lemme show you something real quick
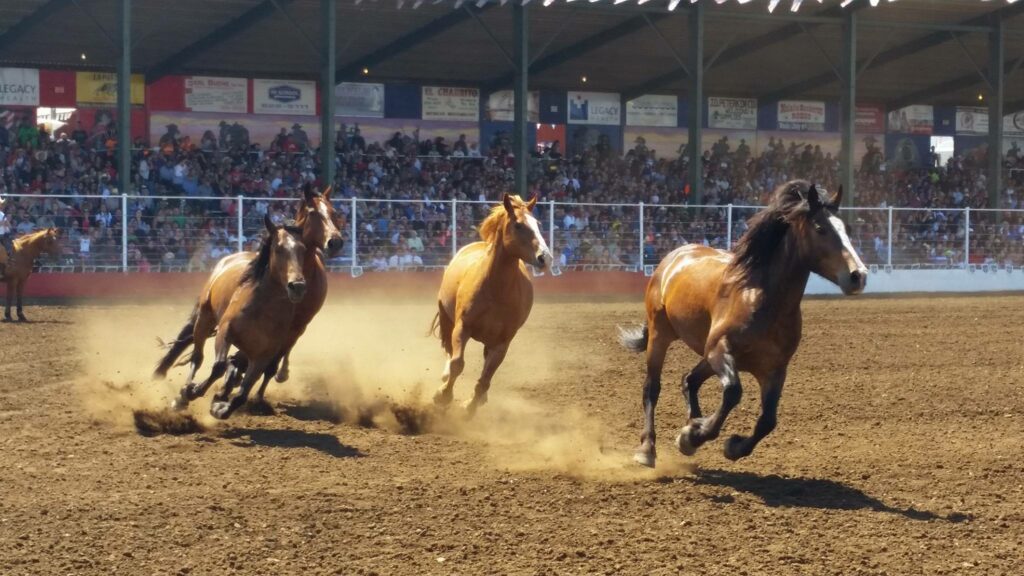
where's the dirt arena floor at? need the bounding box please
[1,291,1022,575]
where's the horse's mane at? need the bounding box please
[478,195,526,244]
[14,228,53,248]
[726,180,814,284]
[240,232,275,285]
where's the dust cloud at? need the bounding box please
[76,293,689,481]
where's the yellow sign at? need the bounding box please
[76,72,145,105]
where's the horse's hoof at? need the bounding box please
[432,390,453,407]
[274,368,289,383]
[170,397,189,411]
[675,426,699,456]
[633,450,656,468]
[210,401,232,420]
[723,435,747,461]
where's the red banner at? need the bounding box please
[856,105,885,133]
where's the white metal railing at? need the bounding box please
[2,193,1022,275]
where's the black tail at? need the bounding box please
[617,323,649,353]
[153,305,198,379]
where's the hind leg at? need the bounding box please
[171,310,216,410]
[724,369,785,461]
[188,331,231,400]
[433,320,467,406]
[635,325,672,467]
[676,340,742,455]
[4,283,12,322]
[214,353,248,402]
[463,342,509,419]
[210,358,270,420]
[673,359,715,456]
[15,279,26,322]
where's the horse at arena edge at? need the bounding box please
[1,228,62,323]
[620,180,868,467]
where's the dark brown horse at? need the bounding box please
[1,228,61,322]
[155,185,342,406]
[432,194,552,417]
[620,180,867,467]
[156,216,307,419]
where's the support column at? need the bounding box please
[840,8,857,208]
[687,2,704,205]
[988,14,1004,209]
[321,0,337,190]
[118,0,131,198]
[513,3,529,197]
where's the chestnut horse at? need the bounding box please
[156,216,307,419]
[1,228,61,322]
[154,185,342,405]
[432,194,552,417]
[620,181,867,467]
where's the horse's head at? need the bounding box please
[264,215,307,303]
[296,183,344,258]
[42,227,62,258]
[793,184,868,295]
[498,193,552,270]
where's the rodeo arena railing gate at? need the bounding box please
[5,194,1024,276]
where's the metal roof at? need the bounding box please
[0,0,1022,109]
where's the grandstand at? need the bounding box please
[0,0,1023,281]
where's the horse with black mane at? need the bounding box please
[1,227,62,322]
[621,180,867,467]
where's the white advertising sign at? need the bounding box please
[1003,112,1024,136]
[887,105,934,134]
[253,79,316,115]
[485,90,539,122]
[568,91,621,125]
[626,94,678,127]
[778,100,826,131]
[184,76,248,114]
[0,68,40,106]
[422,86,480,121]
[708,97,757,130]
[335,82,384,118]
[955,107,988,135]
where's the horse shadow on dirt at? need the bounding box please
[691,469,968,523]
[220,427,363,459]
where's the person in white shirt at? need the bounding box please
[0,195,13,276]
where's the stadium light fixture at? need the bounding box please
[543,0,556,6]
[768,0,782,12]
[412,0,423,7]
[476,0,488,7]
[614,0,630,4]
[668,0,682,11]
[80,53,87,60]
[454,0,466,8]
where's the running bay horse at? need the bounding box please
[432,194,552,417]
[620,180,867,467]
[154,185,342,405]
[156,216,307,419]
[1,228,62,322]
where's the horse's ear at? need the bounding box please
[828,185,843,210]
[322,185,332,201]
[502,193,515,216]
[303,182,317,205]
[264,214,276,234]
[806,184,823,211]
[526,194,538,211]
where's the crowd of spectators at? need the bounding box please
[1,114,1022,272]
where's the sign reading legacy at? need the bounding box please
[253,79,316,115]
[185,76,247,114]
[777,100,826,131]
[335,82,385,118]
[626,94,678,127]
[422,86,480,121]
[76,72,145,105]
[708,97,757,130]
[567,91,621,125]
[0,68,39,106]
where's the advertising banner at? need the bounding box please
[184,76,248,114]
[777,100,826,131]
[626,94,678,127]
[708,97,757,130]
[956,106,988,135]
[887,104,933,134]
[335,82,385,118]
[567,91,621,125]
[1003,111,1024,136]
[422,86,480,121]
[0,68,39,106]
[253,79,316,115]
[856,105,885,133]
[76,72,145,105]
[485,90,539,122]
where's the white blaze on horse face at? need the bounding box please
[526,213,551,266]
[318,202,340,250]
[829,215,866,271]
[828,215,868,293]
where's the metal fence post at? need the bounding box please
[726,203,733,250]
[638,201,645,268]
[451,198,458,260]
[964,207,971,267]
[887,206,893,267]
[350,197,358,267]
[548,199,555,256]
[121,194,128,273]
[236,195,244,253]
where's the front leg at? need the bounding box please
[16,279,26,322]
[724,369,785,461]
[434,320,468,406]
[463,342,509,419]
[676,341,742,455]
[4,283,12,322]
